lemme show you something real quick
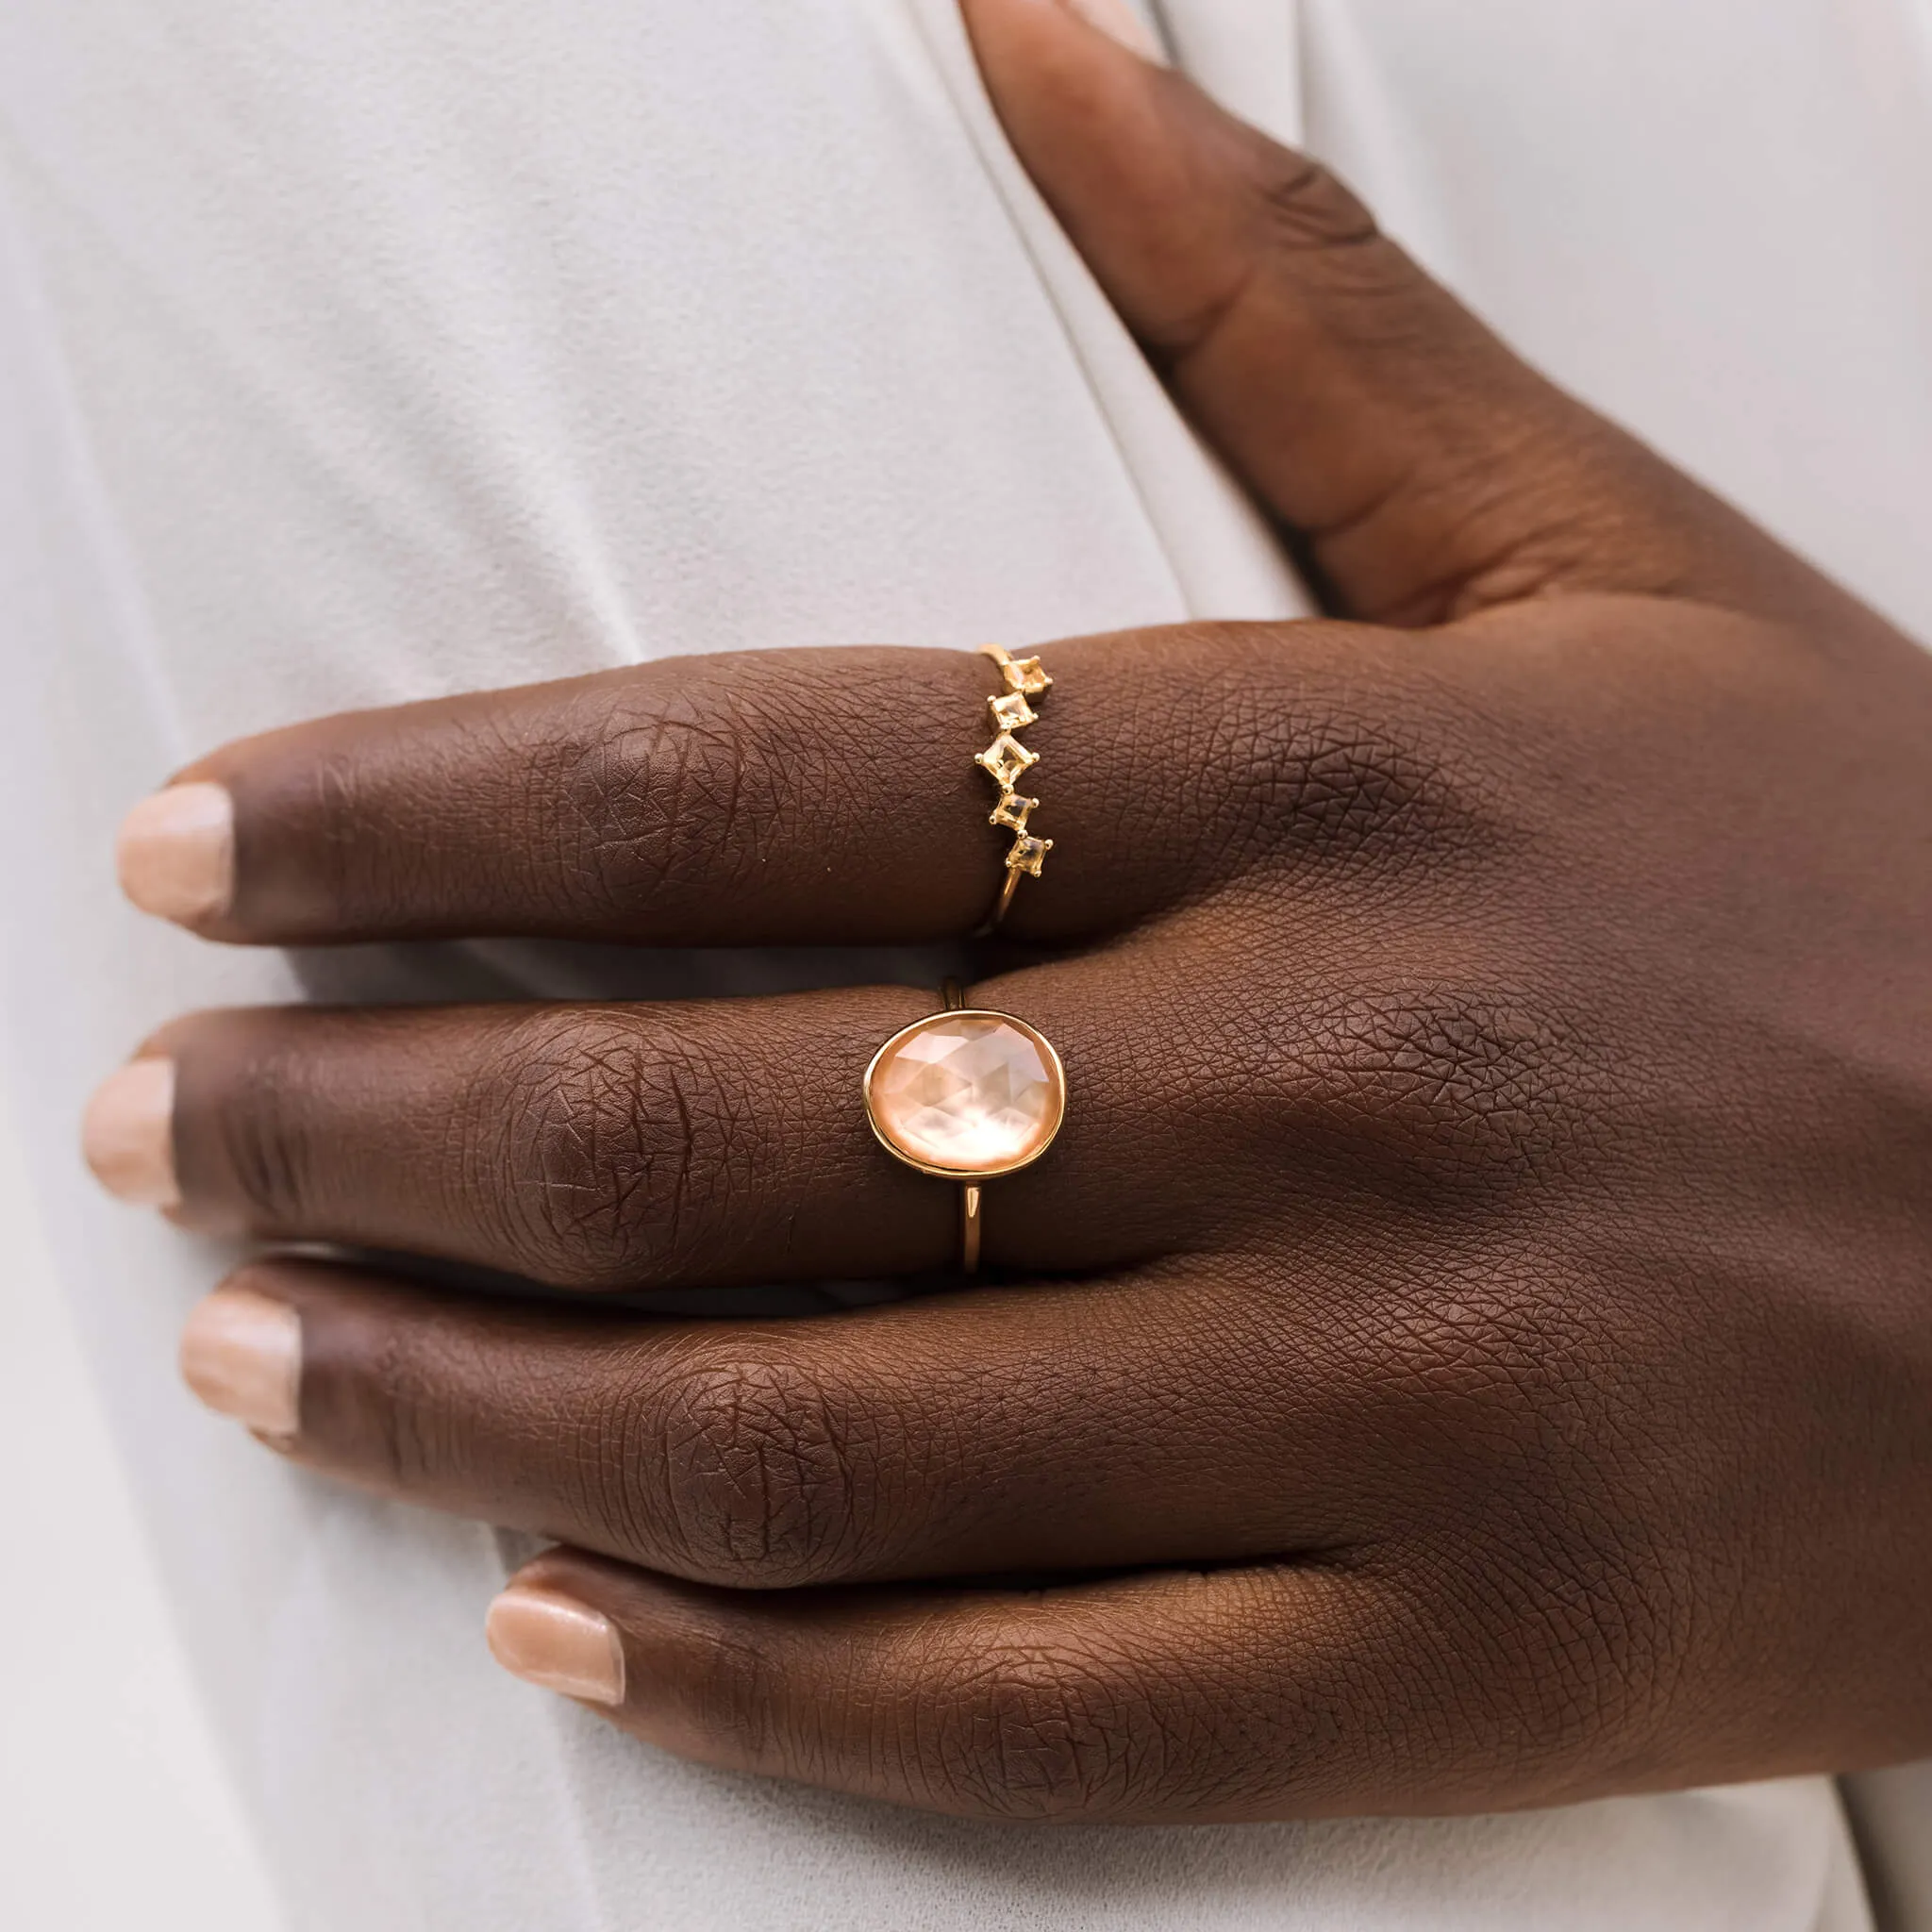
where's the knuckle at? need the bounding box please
[1521,1527,1682,1753]
[1269,710,1448,866]
[1375,1257,1605,1461]
[540,680,802,919]
[1379,1279,1686,1736]
[1409,1502,1681,1771]
[295,748,370,919]
[1241,146,1465,358]
[1151,139,1395,364]
[291,1281,451,1493]
[1248,148,1380,257]
[1293,981,1590,1197]
[647,1344,874,1588]
[676,1623,794,1767]
[1208,670,1480,881]
[1115,628,1515,888]
[209,1053,318,1225]
[358,1323,444,1493]
[919,1641,1159,1822]
[487,1012,744,1291]
[1337,988,1560,1158]
[1359,1293,1689,1771]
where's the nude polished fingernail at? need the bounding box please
[81,1057,179,1208]
[116,782,235,925]
[1055,0,1168,62]
[179,1289,301,1437]
[486,1587,626,1707]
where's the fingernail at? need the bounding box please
[81,1057,179,1208]
[179,1288,301,1437]
[1056,0,1167,62]
[116,782,235,926]
[486,1586,626,1707]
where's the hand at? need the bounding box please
[84,0,1932,1823]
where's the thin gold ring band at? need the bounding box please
[942,979,985,1273]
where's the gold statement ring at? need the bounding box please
[862,980,1067,1274]
[974,643,1054,929]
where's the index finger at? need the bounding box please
[116,642,1126,946]
[114,626,1404,949]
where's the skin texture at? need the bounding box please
[92,0,1932,1823]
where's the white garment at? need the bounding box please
[2,0,1927,1925]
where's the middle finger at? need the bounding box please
[122,981,1174,1290]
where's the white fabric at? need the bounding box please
[2,0,1927,1925]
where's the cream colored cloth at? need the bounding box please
[2,1,1928,1925]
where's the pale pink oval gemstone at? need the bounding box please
[869,1013,1060,1176]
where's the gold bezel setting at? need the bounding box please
[861,1008,1068,1182]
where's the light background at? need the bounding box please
[0,1102,283,1932]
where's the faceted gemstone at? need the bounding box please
[975,732,1040,789]
[867,1013,1063,1176]
[1000,656,1054,698]
[1008,834,1052,876]
[989,691,1039,731]
[989,791,1037,832]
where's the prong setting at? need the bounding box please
[975,645,1057,922]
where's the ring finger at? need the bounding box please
[185,1257,1387,1591]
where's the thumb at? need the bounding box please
[962,0,1848,632]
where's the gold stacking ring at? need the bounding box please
[974,643,1054,929]
[862,980,1067,1274]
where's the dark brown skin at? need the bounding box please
[99,0,1932,1823]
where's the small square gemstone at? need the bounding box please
[1001,656,1053,698]
[1007,834,1052,876]
[989,691,1039,731]
[990,792,1037,831]
[975,733,1040,789]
